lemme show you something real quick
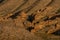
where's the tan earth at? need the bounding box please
[0,0,60,40]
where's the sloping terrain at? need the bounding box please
[0,0,60,40]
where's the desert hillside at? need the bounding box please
[0,0,60,40]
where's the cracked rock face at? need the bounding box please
[0,0,60,40]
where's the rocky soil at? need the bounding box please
[0,0,60,40]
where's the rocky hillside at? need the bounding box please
[0,0,60,40]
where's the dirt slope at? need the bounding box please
[0,0,60,40]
